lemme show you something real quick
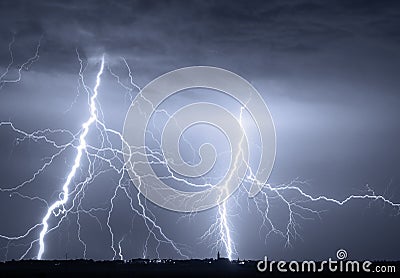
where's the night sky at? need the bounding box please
[0,0,400,261]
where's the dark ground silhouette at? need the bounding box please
[0,258,398,277]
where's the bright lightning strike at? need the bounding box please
[37,55,105,260]
[219,201,233,260]
[0,36,399,262]
[0,38,189,260]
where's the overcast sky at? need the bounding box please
[0,0,400,261]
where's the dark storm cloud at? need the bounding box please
[1,0,399,74]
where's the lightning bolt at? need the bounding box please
[37,55,105,260]
[0,34,42,90]
[218,201,233,260]
[0,37,189,260]
[0,36,399,262]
